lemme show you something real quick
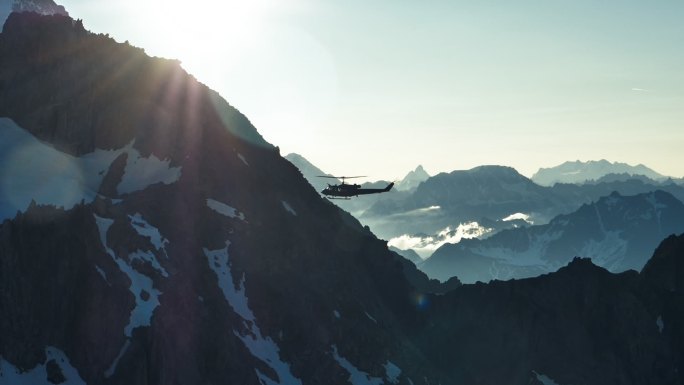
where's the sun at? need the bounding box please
[126,0,277,80]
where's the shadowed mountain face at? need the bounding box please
[420,247,684,385]
[1,11,683,385]
[0,12,446,385]
[532,159,667,186]
[422,190,684,283]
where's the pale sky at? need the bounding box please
[55,0,684,180]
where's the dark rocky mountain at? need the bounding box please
[532,159,666,186]
[388,246,422,266]
[394,165,429,192]
[422,190,684,283]
[1,10,683,385]
[420,243,684,385]
[0,12,449,384]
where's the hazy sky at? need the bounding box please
[56,0,684,179]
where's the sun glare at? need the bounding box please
[129,0,277,78]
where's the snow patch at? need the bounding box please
[128,213,169,256]
[533,371,560,385]
[0,118,123,221]
[117,143,181,194]
[384,361,401,384]
[95,265,109,285]
[95,215,162,337]
[332,345,383,385]
[204,242,255,322]
[502,212,533,224]
[0,347,86,385]
[281,201,297,216]
[578,230,628,271]
[104,339,131,378]
[238,153,249,166]
[333,310,341,319]
[657,315,664,333]
[475,230,564,267]
[206,199,246,221]
[128,250,169,277]
[364,311,377,324]
[0,119,183,221]
[204,242,301,385]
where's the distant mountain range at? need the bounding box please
[532,159,667,186]
[365,165,684,241]
[421,190,684,283]
[286,157,684,262]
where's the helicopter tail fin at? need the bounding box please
[384,182,395,192]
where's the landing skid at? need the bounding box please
[325,196,352,200]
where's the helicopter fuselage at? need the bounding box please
[321,182,394,198]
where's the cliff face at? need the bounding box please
[0,11,682,385]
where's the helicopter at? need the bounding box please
[318,176,394,199]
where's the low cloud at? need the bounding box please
[388,222,492,259]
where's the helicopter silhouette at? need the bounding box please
[318,176,394,199]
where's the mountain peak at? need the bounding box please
[395,164,430,192]
[1,0,68,28]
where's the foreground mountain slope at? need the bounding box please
[0,11,683,385]
[0,12,446,384]
[419,250,682,385]
[423,190,684,283]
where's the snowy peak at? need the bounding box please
[1,0,68,28]
[532,159,667,186]
[395,165,430,192]
[12,0,67,16]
